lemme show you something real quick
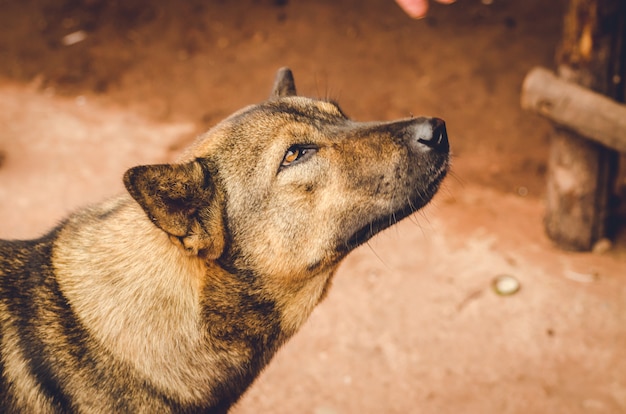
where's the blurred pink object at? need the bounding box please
[395,0,456,19]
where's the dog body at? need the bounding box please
[0,68,449,413]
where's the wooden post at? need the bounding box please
[544,0,624,251]
[521,67,626,153]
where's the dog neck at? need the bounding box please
[52,194,333,405]
[53,196,234,403]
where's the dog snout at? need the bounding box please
[415,118,449,153]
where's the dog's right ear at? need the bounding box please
[271,67,297,98]
[123,160,225,259]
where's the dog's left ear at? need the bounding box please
[271,67,297,98]
[123,160,225,259]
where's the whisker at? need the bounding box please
[366,240,391,269]
[447,170,465,188]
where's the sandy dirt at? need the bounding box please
[0,0,625,412]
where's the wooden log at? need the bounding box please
[542,0,623,251]
[522,66,626,154]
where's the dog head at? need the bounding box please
[124,68,449,283]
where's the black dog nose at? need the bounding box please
[417,118,449,153]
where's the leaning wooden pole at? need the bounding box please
[522,67,626,153]
[544,0,624,251]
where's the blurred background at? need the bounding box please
[0,0,625,413]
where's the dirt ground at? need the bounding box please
[1,0,625,412]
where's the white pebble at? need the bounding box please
[492,275,520,296]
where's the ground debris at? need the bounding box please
[492,274,521,296]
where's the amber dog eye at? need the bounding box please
[281,145,318,169]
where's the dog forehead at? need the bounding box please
[269,96,345,118]
[186,97,347,158]
[226,97,346,131]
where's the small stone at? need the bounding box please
[564,270,597,283]
[592,238,612,254]
[62,30,87,46]
[492,274,520,296]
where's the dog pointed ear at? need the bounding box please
[123,160,225,259]
[271,67,297,98]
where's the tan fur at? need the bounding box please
[0,68,449,412]
[54,198,217,401]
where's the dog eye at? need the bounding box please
[281,145,318,168]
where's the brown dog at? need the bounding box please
[0,68,449,413]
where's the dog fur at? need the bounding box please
[0,68,449,413]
